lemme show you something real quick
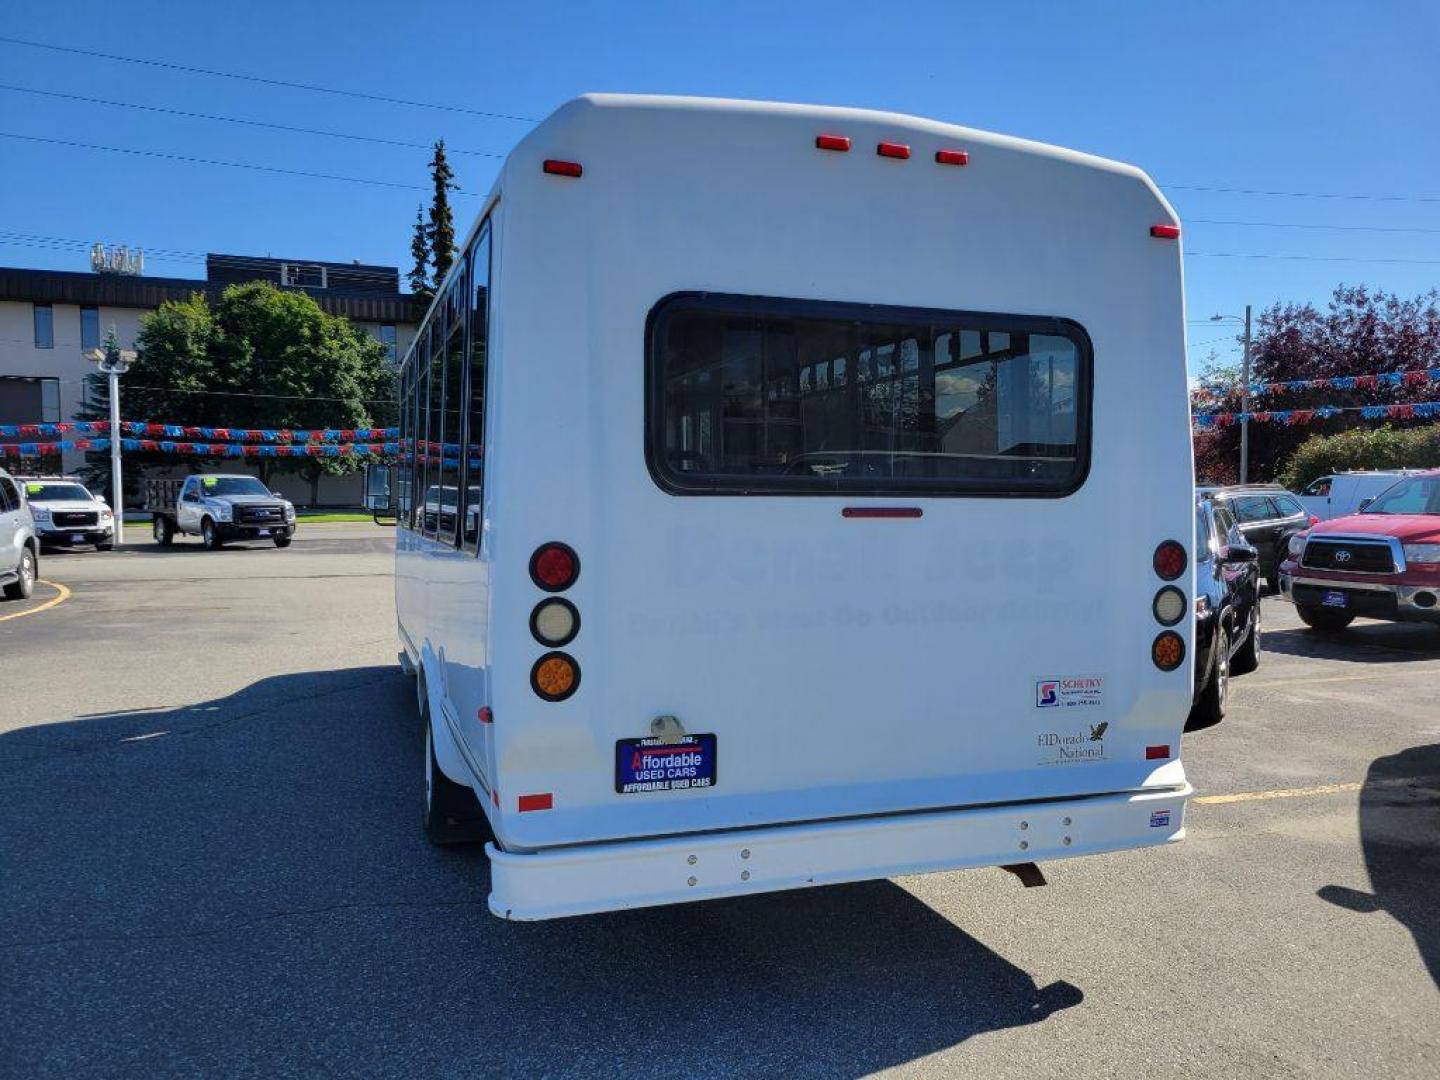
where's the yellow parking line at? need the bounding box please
[0,579,71,622]
[1195,781,1362,805]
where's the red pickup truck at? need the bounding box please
[1279,469,1440,630]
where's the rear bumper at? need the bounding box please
[486,784,1192,920]
[1279,572,1440,623]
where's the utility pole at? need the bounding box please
[1239,304,1253,484]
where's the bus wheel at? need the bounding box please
[422,701,491,846]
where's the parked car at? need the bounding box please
[15,476,114,551]
[0,467,40,600]
[1280,469,1440,631]
[146,474,296,550]
[1189,494,1262,729]
[1200,484,1315,593]
[1294,470,1422,522]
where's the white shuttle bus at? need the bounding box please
[391,94,1195,920]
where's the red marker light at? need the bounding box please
[530,542,580,592]
[1146,744,1171,760]
[543,159,583,178]
[934,149,969,166]
[518,793,554,812]
[1150,224,1180,239]
[815,134,851,152]
[877,141,910,160]
[1153,540,1188,581]
[478,707,493,724]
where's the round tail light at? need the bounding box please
[1153,586,1187,626]
[530,598,580,646]
[1153,540,1187,581]
[530,542,579,592]
[531,652,580,701]
[1152,631,1186,671]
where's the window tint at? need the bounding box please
[1272,494,1303,517]
[424,326,445,537]
[1212,503,1240,544]
[461,224,490,553]
[1232,496,1276,523]
[0,476,17,512]
[80,307,100,351]
[33,304,53,349]
[1195,506,1212,557]
[649,295,1090,495]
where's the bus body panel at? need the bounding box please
[396,97,1192,897]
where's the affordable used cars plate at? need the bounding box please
[615,734,716,794]
[1322,589,1347,608]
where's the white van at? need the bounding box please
[391,94,1195,920]
[1295,470,1423,521]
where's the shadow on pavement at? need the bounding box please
[1318,742,1440,989]
[0,668,1080,1077]
[1262,623,1440,662]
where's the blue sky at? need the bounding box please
[2,0,1437,375]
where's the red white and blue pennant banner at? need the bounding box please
[1194,400,1440,430]
[1191,366,1440,404]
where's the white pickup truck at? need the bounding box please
[146,474,296,550]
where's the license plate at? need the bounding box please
[257,529,270,537]
[71,533,85,543]
[615,734,716,794]
[1322,589,1347,608]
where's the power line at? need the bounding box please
[0,130,475,193]
[0,35,539,123]
[1167,183,1440,204]
[1188,217,1440,235]
[1187,251,1440,265]
[0,83,507,159]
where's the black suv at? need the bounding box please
[1198,484,1313,593]
[1189,494,1262,730]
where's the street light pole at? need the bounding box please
[1239,304,1253,484]
[86,328,134,546]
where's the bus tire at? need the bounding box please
[153,516,174,546]
[201,518,223,551]
[1186,625,1228,731]
[1297,605,1353,632]
[423,714,491,846]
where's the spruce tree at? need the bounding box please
[407,204,432,301]
[427,140,458,285]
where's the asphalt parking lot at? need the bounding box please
[2,524,1437,1079]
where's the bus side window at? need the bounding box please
[461,222,490,554]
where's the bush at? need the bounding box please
[1279,426,1440,489]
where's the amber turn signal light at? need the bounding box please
[531,652,580,701]
[1152,631,1185,672]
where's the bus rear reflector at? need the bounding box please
[1146,744,1171,760]
[518,793,554,812]
[1150,224,1180,239]
[815,134,851,152]
[543,159,583,178]
[478,706,493,724]
[841,507,923,519]
[934,149,969,166]
[877,141,910,159]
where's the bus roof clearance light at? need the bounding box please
[1152,586,1186,627]
[531,653,580,702]
[815,134,851,152]
[530,598,579,647]
[934,149,969,166]
[1152,631,1185,672]
[530,542,579,592]
[543,159,583,178]
[1150,224,1180,239]
[876,141,910,159]
[1153,540,1187,581]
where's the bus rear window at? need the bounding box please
[647,294,1091,496]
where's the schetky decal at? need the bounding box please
[1150,809,1172,828]
[1034,675,1105,710]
